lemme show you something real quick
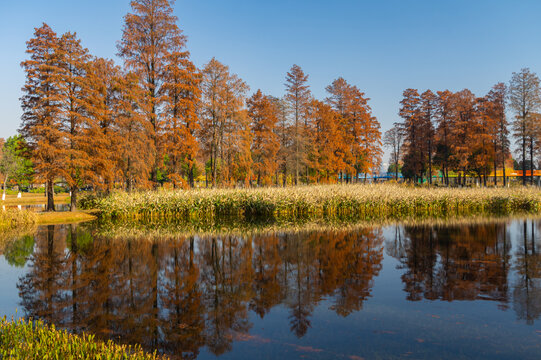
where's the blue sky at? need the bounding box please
[1,0,541,155]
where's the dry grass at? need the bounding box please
[0,210,96,231]
[84,184,541,221]
[0,209,37,229]
[37,210,97,225]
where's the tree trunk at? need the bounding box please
[188,163,195,188]
[47,179,55,212]
[493,151,498,186]
[295,105,299,186]
[522,132,526,186]
[530,138,534,186]
[70,187,77,212]
[212,148,217,188]
[428,141,432,185]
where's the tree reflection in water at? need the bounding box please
[17,219,541,358]
[386,219,541,322]
[386,222,512,305]
[513,221,541,324]
[17,225,384,358]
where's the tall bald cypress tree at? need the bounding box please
[118,0,188,187]
[20,24,64,211]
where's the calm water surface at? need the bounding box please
[2,203,70,211]
[1,219,541,359]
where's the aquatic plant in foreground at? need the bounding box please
[0,317,166,359]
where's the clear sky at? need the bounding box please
[1,0,541,149]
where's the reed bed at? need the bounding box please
[0,209,36,229]
[84,184,541,222]
[0,317,166,360]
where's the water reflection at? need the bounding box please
[386,223,511,305]
[10,219,541,358]
[17,225,383,358]
[513,221,541,324]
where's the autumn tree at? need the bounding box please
[470,96,498,185]
[326,78,382,182]
[229,110,253,186]
[349,89,382,181]
[285,65,311,185]
[20,24,65,211]
[419,90,437,184]
[162,42,201,188]
[486,83,509,186]
[118,0,187,186]
[399,89,423,181]
[83,57,124,192]
[508,68,541,185]
[383,124,403,180]
[56,31,93,210]
[434,90,454,185]
[247,90,280,186]
[87,57,154,191]
[447,89,477,185]
[116,72,155,191]
[270,96,290,186]
[309,100,347,182]
[200,58,248,187]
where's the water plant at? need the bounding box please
[0,209,36,229]
[0,317,166,359]
[82,184,541,222]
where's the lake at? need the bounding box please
[1,218,540,359]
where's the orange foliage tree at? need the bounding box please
[200,58,249,187]
[19,6,386,193]
[326,78,381,182]
[285,65,311,185]
[247,90,280,186]
[20,24,66,211]
[162,44,201,188]
[118,0,187,186]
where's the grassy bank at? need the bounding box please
[0,209,37,229]
[0,210,96,229]
[1,193,69,205]
[37,210,97,224]
[83,184,541,221]
[0,317,165,359]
